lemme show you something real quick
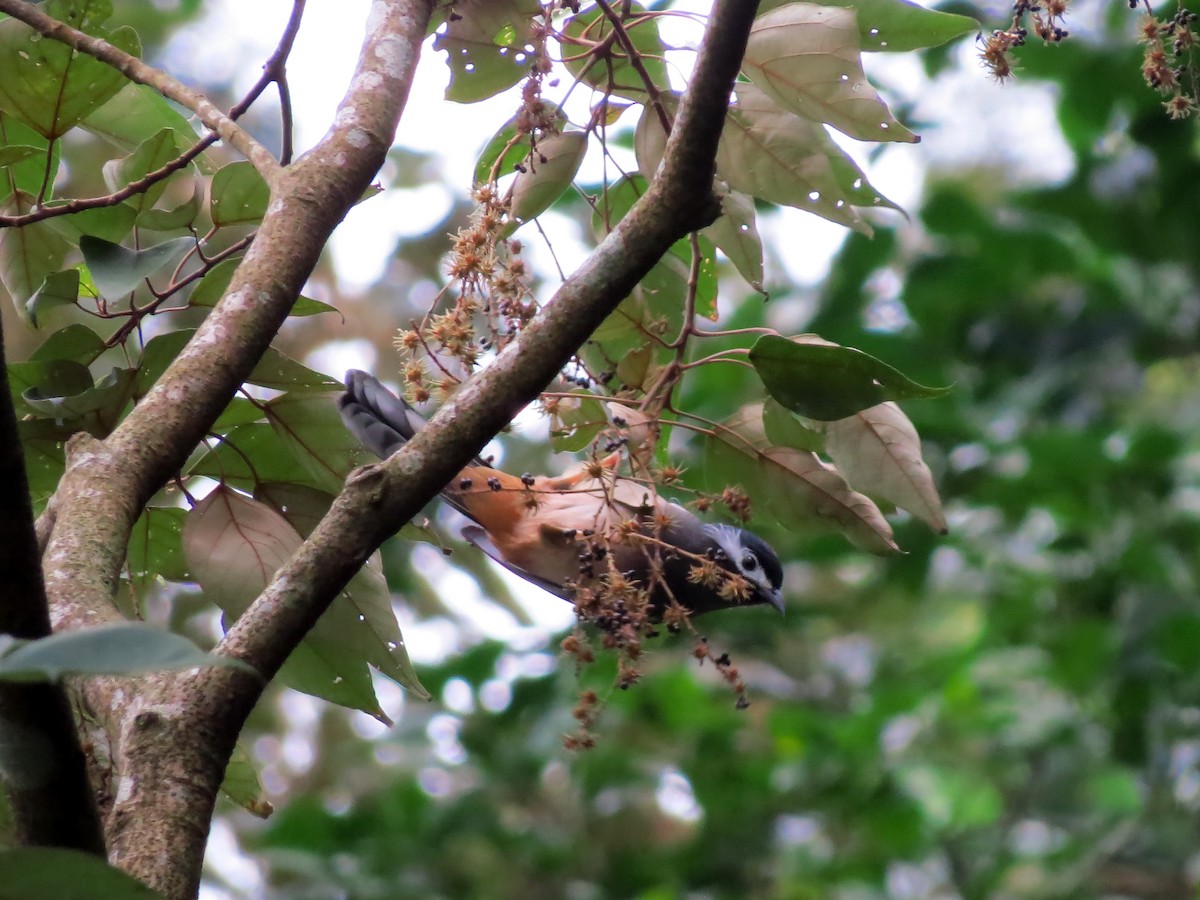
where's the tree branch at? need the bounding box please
[206,0,759,777]
[0,319,105,855]
[28,2,437,896]
[0,0,281,181]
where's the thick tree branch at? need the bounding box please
[0,0,281,180]
[31,1,435,896]
[0,322,105,855]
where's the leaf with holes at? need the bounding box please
[750,333,951,421]
[744,4,916,143]
[717,84,901,233]
[823,401,947,532]
[80,235,192,298]
[759,0,978,52]
[0,0,141,139]
[433,0,540,103]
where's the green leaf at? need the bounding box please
[744,4,917,143]
[25,268,80,327]
[80,235,192,298]
[759,0,979,52]
[433,0,540,103]
[749,334,952,420]
[265,392,367,493]
[0,144,39,168]
[19,418,69,513]
[0,622,251,682]
[209,160,270,227]
[0,848,163,900]
[48,202,139,243]
[474,117,531,184]
[220,741,274,819]
[127,506,190,589]
[187,257,333,317]
[562,4,670,101]
[0,1,141,139]
[22,365,136,424]
[101,127,186,215]
[0,191,71,305]
[83,82,203,159]
[549,393,607,452]
[137,176,202,230]
[0,113,59,195]
[761,396,825,452]
[248,348,342,393]
[7,358,92,414]
[186,423,323,492]
[509,131,588,223]
[30,322,105,364]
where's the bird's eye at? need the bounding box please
[742,553,758,571]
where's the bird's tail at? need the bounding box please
[338,370,427,460]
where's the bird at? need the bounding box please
[338,370,784,620]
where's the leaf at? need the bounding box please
[183,486,427,713]
[433,0,540,103]
[549,393,607,452]
[823,401,947,533]
[717,84,883,233]
[137,175,202,231]
[0,848,163,900]
[127,506,190,590]
[0,1,141,139]
[509,131,588,223]
[101,127,185,215]
[30,322,105,364]
[749,333,951,420]
[80,235,192,298]
[474,117,533,184]
[762,396,825,452]
[759,0,979,53]
[187,423,323,493]
[0,113,59,194]
[188,257,334,317]
[83,82,203,159]
[704,186,766,294]
[265,392,371,494]
[22,365,136,425]
[562,4,670,101]
[48,202,139,243]
[25,268,80,327]
[221,741,274,819]
[0,191,70,305]
[0,144,40,168]
[0,622,250,682]
[743,4,917,143]
[7,359,92,415]
[248,348,343,393]
[634,102,765,294]
[209,160,270,227]
[705,406,898,554]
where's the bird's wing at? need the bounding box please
[461,524,575,601]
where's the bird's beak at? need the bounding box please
[764,588,785,615]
